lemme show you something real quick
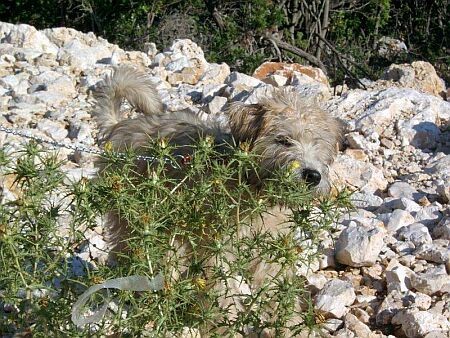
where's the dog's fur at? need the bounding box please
[92,66,342,335]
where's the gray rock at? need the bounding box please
[388,181,421,200]
[207,96,227,115]
[350,192,384,211]
[376,290,405,325]
[397,223,433,246]
[414,202,443,227]
[385,259,414,292]
[414,243,450,264]
[426,155,450,182]
[335,222,384,267]
[433,217,450,240]
[411,266,450,295]
[36,120,68,141]
[331,154,387,193]
[344,313,376,337]
[314,279,356,318]
[386,209,415,232]
[392,310,450,338]
[383,197,422,213]
[436,183,450,203]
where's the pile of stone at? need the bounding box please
[0,21,449,337]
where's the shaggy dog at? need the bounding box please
[92,66,342,336]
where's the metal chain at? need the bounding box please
[0,124,184,169]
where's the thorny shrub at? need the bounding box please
[0,140,350,336]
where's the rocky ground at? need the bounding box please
[0,22,449,337]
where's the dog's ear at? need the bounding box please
[226,102,267,144]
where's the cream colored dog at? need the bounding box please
[92,66,342,336]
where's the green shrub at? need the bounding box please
[0,141,350,336]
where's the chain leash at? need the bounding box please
[0,124,185,169]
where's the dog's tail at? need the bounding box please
[93,66,163,138]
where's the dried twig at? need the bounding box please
[264,33,328,74]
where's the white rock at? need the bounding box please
[347,131,380,151]
[321,318,343,333]
[225,71,263,93]
[327,87,450,136]
[314,279,356,318]
[388,181,421,200]
[207,96,227,115]
[350,192,383,211]
[165,56,190,71]
[335,222,384,267]
[331,154,387,193]
[392,310,450,338]
[344,313,378,337]
[414,202,443,227]
[306,273,328,294]
[36,120,68,141]
[0,22,58,55]
[411,266,450,295]
[397,116,441,149]
[200,63,230,85]
[386,209,415,232]
[412,292,432,311]
[30,71,76,98]
[381,61,446,98]
[375,290,405,325]
[397,223,433,246]
[414,243,450,264]
[385,260,414,292]
[57,40,113,69]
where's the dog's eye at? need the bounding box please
[275,136,293,147]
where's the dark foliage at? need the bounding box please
[1,0,448,84]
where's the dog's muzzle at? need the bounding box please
[301,168,322,187]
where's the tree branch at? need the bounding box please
[264,33,328,74]
[314,32,373,81]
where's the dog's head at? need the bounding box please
[227,87,343,193]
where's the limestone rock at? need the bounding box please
[411,266,450,295]
[335,222,384,267]
[0,22,58,55]
[314,279,356,318]
[397,223,432,246]
[331,154,387,193]
[392,309,450,338]
[386,209,415,232]
[433,217,450,240]
[385,259,414,292]
[381,61,446,98]
[253,62,329,85]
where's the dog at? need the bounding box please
[92,66,342,336]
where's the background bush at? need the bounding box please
[1,0,448,85]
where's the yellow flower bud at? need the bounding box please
[104,141,113,153]
[193,277,206,290]
[288,161,301,171]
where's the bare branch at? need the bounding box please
[264,33,328,74]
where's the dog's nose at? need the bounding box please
[302,168,321,186]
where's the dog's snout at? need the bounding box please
[302,168,321,186]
